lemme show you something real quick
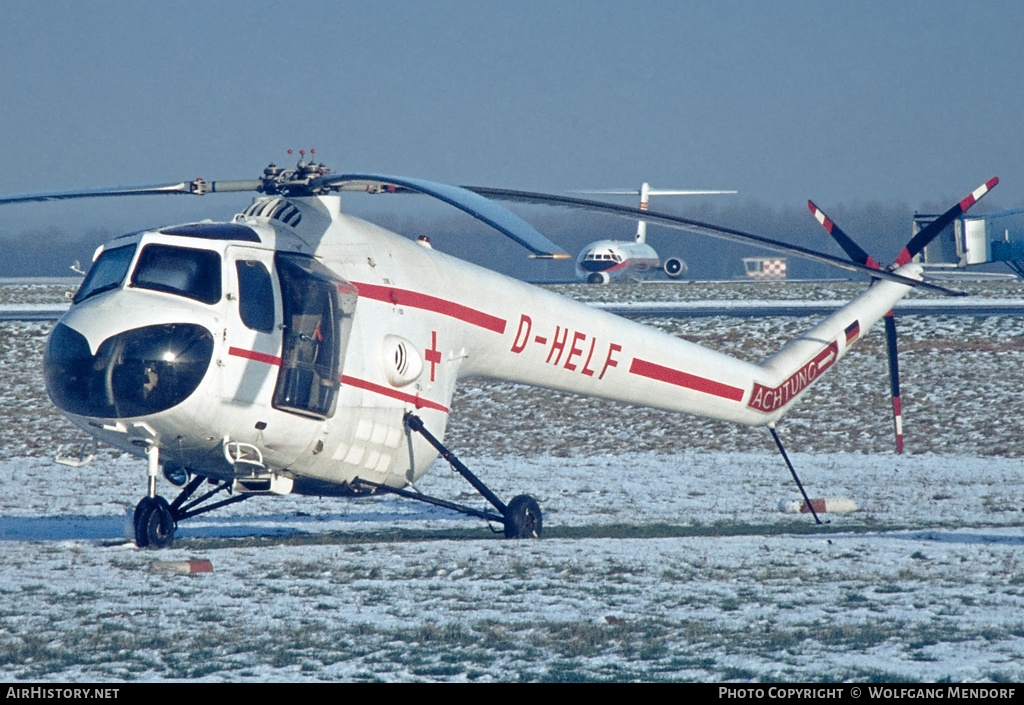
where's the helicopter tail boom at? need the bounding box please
[749,265,919,420]
[456,254,919,428]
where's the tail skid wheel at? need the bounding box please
[134,496,176,548]
[504,494,543,539]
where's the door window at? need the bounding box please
[272,253,356,419]
[236,260,275,333]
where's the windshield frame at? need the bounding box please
[73,243,138,304]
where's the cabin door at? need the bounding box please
[273,252,358,419]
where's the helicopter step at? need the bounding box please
[54,436,97,468]
[232,473,294,495]
[364,412,543,539]
[223,437,265,470]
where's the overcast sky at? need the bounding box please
[1,1,1022,262]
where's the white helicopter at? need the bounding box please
[571,182,736,283]
[0,153,996,547]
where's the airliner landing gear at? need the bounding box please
[353,413,543,539]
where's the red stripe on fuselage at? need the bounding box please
[629,357,745,401]
[228,347,449,413]
[609,258,659,272]
[228,346,283,366]
[340,375,449,413]
[353,282,507,334]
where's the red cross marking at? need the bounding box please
[425,331,442,382]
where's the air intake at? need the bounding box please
[240,198,302,227]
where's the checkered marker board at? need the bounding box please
[750,259,787,278]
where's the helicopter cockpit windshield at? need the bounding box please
[73,243,137,304]
[131,244,221,305]
[73,240,224,307]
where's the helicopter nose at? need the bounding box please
[44,321,215,419]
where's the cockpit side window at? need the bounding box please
[131,244,221,305]
[73,244,137,304]
[236,260,275,333]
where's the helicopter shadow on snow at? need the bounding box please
[0,502,478,543]
[6,509,1024,547]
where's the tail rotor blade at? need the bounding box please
[808,200,881,269]
[807,181,998,454]
[884,313,904,453]
[807,200,905,452]
[895,177,999,266]
[806,200,905,450]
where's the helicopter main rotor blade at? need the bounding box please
[464,187,965,296]
[0,179,262,205]
[0,169,573,259]
[0,182,202,204]
[316,173,571,259]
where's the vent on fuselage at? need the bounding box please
[241,198,302,227]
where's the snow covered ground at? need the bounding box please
[1,281,1023,682]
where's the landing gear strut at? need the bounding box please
[353,412,543,539]
[134,469,252,548]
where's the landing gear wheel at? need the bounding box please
[133,497,156,543]
[504,495,542,539]
[134,496,176,548]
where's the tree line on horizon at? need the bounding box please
[0,198,979,280]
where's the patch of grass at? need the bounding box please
[529,622,616,658]
[174,519,900,552]
[874,583,910,594]
[411,662,465,678]
[537,660,602,682]
[721,665,760,680]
